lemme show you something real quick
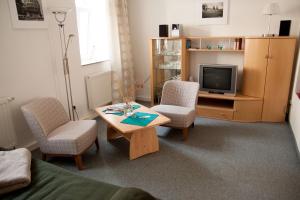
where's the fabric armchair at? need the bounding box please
[21,97,99,170]
[152,80,199,140]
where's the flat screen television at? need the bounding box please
[198,64,238,96]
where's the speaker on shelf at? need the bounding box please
[159,24,169,37]
[279,20,291,36]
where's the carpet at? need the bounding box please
[33,118,300,200]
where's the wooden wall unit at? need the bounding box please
[150,36,297,123]
[190,36,296,122]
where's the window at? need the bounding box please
[75,0,110,65]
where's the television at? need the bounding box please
[198,64,238,96]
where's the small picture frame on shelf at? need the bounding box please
[171,24,183,37]
[199,0,229,25]
[8,0,48,29]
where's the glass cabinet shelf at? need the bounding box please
[158,61,181,70]
[150,38,188,105]
[155,52,181,56]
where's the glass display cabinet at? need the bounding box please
[150,38,188,105]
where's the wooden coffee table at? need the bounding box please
[95,102,170,160]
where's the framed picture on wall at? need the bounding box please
[199,0,229,25]
[8,0,48,29]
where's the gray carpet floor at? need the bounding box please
[33,118,300,200]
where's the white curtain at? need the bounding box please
[108,0,135,103]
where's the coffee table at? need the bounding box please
[95,102,170,160]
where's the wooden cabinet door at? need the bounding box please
[242,39,269,98]
[233,100,263,122]
[262,39,296,122]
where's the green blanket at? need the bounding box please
[1,159,156,200]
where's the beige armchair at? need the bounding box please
[21,97,99,170]
[151,80,199,140]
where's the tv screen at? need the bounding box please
[199,64,238,95]
[203,67,232,90]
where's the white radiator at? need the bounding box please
[0,97,17,148]
[86,71,112,110]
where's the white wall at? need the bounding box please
[290,47,300,153]
[127,0,300,100]
[0,0,110,148]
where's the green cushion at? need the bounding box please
[1,159,156,200]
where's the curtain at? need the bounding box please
[109,0,135,103]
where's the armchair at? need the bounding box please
[21,97,99,170]
[151,80,199,140]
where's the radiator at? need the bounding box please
[0,97,17,148]
[86,71,112,110]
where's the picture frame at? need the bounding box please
[8,0,48,29]
[199,0,229,25]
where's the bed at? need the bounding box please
[1,159,156,200]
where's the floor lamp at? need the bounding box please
[262,2,280,37]
[51,10,75,121]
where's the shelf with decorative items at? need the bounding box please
[150,38,189,105]
[186,36,245,52]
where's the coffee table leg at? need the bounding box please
[129,127,159,160]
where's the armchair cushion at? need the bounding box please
[41,120,98,155]
[152,105,195,128]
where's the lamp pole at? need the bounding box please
[267,14,271,36]
[52,11,75,121]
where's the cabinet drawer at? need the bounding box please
[197,107,234,120]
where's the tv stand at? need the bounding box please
[197,92,263,122]
[208,91,224,95]
[206,91,236,96]
[187,36,296,122]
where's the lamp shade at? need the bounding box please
[48,7,72,14]
[262,2,280,15]
[48,7,72,24]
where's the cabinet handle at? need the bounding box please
[268,55,273,59]
[265,55,269,59]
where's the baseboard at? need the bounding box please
[24,140,39,151]
[136,95,151,102]
[81,111,98,120]
[288,123,300,160]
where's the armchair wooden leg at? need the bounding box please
[95,137,100,151]
[191,122,195,128]
[182,128,189,141]
[74,155,84,170]
[42,153,47,161]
